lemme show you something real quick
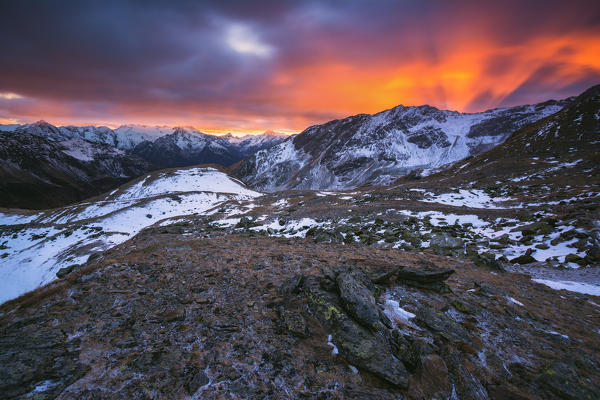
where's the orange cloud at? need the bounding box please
[266,31,600,123]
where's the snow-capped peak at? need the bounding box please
[232,98,568,191]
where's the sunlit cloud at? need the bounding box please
[0,117,21,124]
[225,24,274,58]
[0,92,23,100]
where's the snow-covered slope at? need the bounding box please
[224,130,288,158]
[113,124,174,149]
[59,138,126,162]
[232,100,568,191]
[0,167,261,303]
[15,120,74,141]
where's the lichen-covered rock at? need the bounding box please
[416,307,471,345]
[536,362,598,400]
[336,272,380,329]
[280,309,310,337]
[301,276,409,387]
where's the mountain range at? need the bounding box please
[232,98,569,190]
[0,131,155,209]
[2,121,288,167]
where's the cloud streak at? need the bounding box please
[0,0,599,132]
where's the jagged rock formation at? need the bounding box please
[232,99,568,191]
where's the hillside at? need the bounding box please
[0,131,155,209]
[232,99,568,191]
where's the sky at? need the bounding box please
[1,0,599,134]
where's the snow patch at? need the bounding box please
[327,335,339,355]
[420,189,516,209]
[507,297,524,307]
[533,279,600,296]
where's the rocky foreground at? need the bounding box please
[1,227,599,399]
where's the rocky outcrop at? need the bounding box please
[336,272,380,329]
[298,274,409,387]
[279,263,457,388]
[396,265,455,292]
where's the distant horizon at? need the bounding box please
[0,84,589,137]
[0,119,295,137]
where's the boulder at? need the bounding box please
[56,264,79,278]
[510,254,537,265]
[430,233,463,249]
[301,276,409,387]
[336,272,380,329]
[396,266,454,292]
[564,253,586,266]
[519,221,554,236]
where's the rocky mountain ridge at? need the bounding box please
[232,99,569,191]
[4,121,288,168]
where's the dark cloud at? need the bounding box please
[500,63,600,106]
[0,0,599,130]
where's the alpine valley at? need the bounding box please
[0,85,599,399]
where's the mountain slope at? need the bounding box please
[422,84,600,188]
[232,100,568,191]
[132,128,240,167]
[0,131,155,209]
[0,166,260,303]
[224,130,288,158]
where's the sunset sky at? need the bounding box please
[1,0,600,134]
